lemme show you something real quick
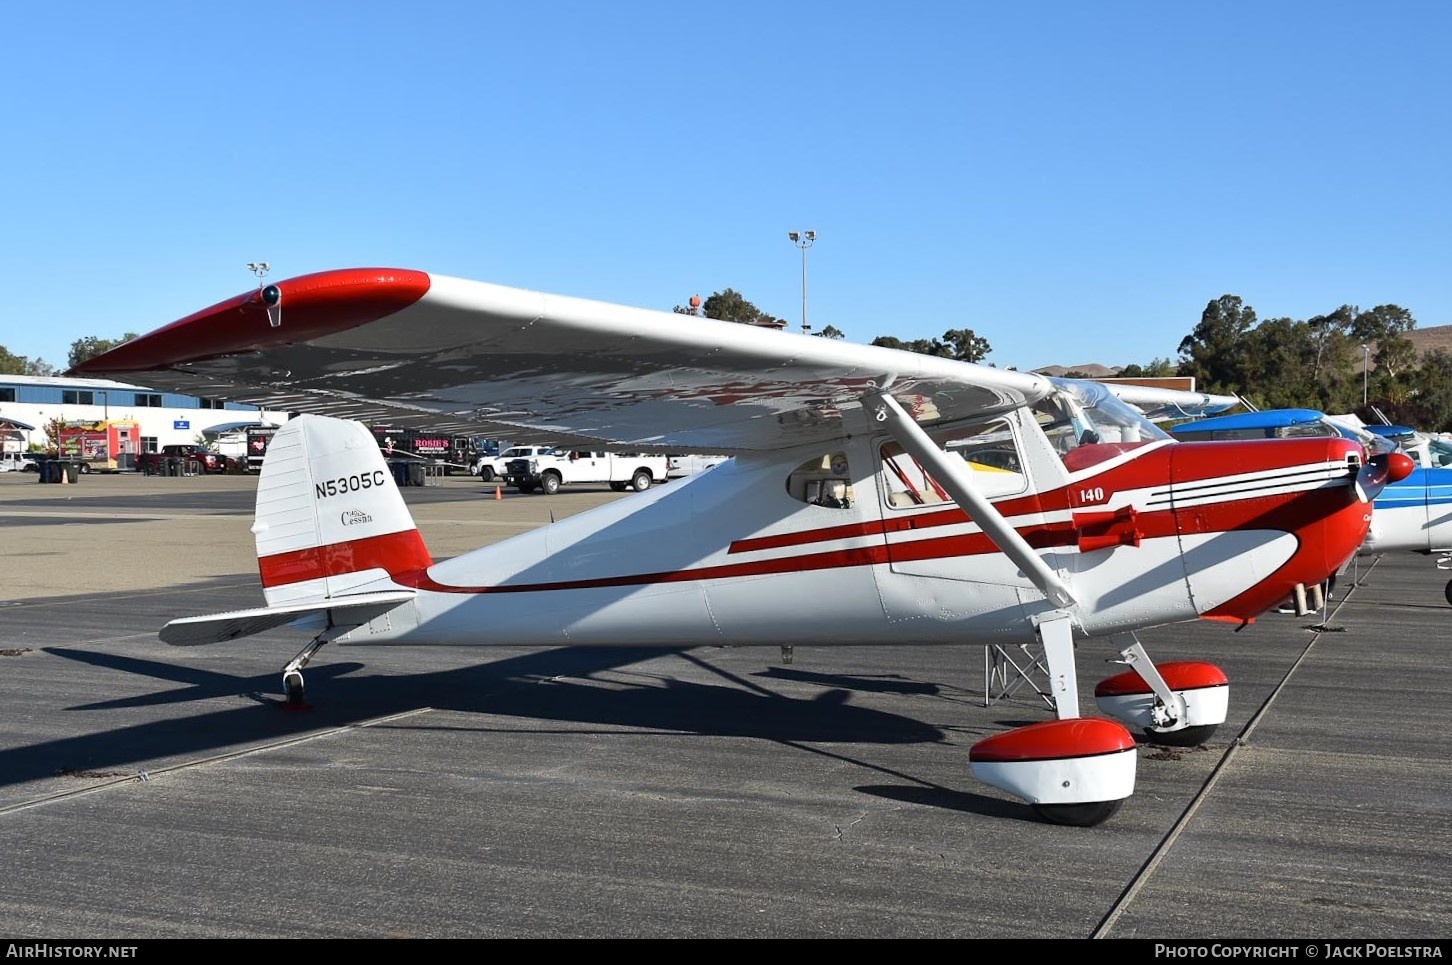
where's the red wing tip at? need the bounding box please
[72,268,433,376]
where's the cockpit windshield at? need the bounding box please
[1038,379,1172,470]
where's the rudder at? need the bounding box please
[253,415,432,606]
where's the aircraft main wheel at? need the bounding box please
[1033,799,1124,827]
[1141,723,1218,747]
[631,470,652,492]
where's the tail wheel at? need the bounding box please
[283,672,305,707]
[631,469,652,492]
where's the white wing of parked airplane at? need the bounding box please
[1092,380,1240,423]
[74,268,1060,453]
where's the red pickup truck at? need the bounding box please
[137,445,228,474]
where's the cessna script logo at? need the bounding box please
[315,469,389,500]
[340,509,373,526]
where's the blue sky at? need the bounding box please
[1,1,1447,374]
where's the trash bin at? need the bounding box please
[45,461,62,483]
[64,464,79,484]
[167,457,182,477]
[408,462,426,487]
[390,461,408,485]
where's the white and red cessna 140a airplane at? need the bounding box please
[73,267,1409,827]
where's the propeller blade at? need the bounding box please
[1355,451,1415,503]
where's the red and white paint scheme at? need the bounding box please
[75,268,1393,826]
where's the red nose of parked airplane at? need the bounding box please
[1169,437,1373,622]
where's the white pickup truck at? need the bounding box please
[502,447,669,494]
[474,444,553,482]
[667,453,730,479]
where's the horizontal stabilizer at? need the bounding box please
[159,591,416,646]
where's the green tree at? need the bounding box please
[1177,295,1257,394]
[1244,317,1319,409]
[0,346,56,376]
[1351,305,1418,407]
[1304,307,1361,412]
[1398,349,1452,432]
[674,289,787,328]
[941,328,991,362]
[1118,357,1177,378]
[872,335,947,356]
[68,334,139,370]
[0,345,28,375]
[871,328,991,362]
[813,324,845,340]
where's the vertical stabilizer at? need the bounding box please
[253,415,432,606]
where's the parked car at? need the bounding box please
[0,452,41,472]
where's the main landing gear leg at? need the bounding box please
[280,632,335,709]
[1093,633,1228,747]
[1037,610,1080,719]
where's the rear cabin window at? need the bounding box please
[785,451,853,508]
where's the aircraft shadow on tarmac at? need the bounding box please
[753,666,950,697]
[9,643,1028,819]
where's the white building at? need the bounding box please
[0,373,291,465]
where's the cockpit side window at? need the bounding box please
[1036,380,1168,472]
[879,417,1027,510]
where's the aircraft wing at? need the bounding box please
[1090,381,1240,423]
[71,268,1059,453]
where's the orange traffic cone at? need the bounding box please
[494,482,503,501]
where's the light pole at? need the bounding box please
[787,230,815,334]
[1362,343,1369,406]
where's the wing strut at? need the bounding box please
[871,392,1077,609]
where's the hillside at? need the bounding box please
[1031,363,1119,378]
[1404,324,1452,357]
